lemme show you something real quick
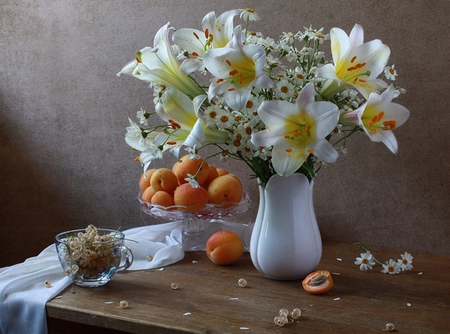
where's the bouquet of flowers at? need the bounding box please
[118,8,409,187]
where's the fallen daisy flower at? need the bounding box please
[354,242,413,274]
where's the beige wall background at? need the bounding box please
[1,0,449,267]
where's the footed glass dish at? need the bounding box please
[139,192,251,251]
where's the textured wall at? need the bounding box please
[1,0,449,267]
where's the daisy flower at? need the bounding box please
[354,251,376,271]
[397,252,413,271]
[381,259,401,275]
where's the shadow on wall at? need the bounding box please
[0,99,80,267]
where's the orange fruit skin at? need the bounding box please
[206,231,244,265]
[202,165,219,188]
[302,270,334,294]
[172,155,210,185]
[139,169,157,193]
[150,168,178,194]
[141,186,157,204]
[216,168,229,176]
[207,174,243,207]
[173,183,209,212]
[151,190,174,207]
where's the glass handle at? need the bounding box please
[117,245,133,271]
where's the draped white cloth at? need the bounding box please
[0,222,186,334]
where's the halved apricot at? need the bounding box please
[302,269,333,294]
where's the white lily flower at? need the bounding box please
[156,88,230,150]
[118,23,204,98]
[349,85,410,154]
[251,83,339,176]
[203,26,274,111]
[316,24,390,98]
[173,10,239,74]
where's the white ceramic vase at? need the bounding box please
[249,173,322,280]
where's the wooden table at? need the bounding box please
[46,241,450,333]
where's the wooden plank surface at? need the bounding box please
[46,241,450,333]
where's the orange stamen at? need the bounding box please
[193,32,199,39]
[307,149,314,154]
[216,78,224,83]
[225,59,232,66]
[351,56,357,63]
[204,29,209,39]
[286,148,293,153]
[228,87,235,91]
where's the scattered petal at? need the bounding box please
[55,296,63,299]
[229,297,239,300]
[332,272,341,275]
[336,258,342,261]
[183,312,191,316]
[333,297,341,301]
[192,260,198,263]
[417,272,423,275]
[240,327,250,330]
[104,301,114,305]
[158,268,164,271]
[406,303,411,307]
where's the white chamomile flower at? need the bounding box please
[240,8,260,21]
[214,109,234,130]
[184,174,200,188]
[381,259,401,275]
[136,108,149,126]
[275,79,295,100]
[397,252,413,271]
[354,251,376,271]
[384,65,398,81]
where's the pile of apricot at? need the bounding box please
[139,155,243,212]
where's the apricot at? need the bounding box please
[207,174,243,207]
[173,183,209,212]
[139,169,157,193]
[202,165,219,188]
[150,168,178,193]
[172,155,210,185]
[141,185,157,203]
[151,190,174,207]
[216,168,229,176]
[206,230,244,265]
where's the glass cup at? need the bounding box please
[55,227,133,287]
